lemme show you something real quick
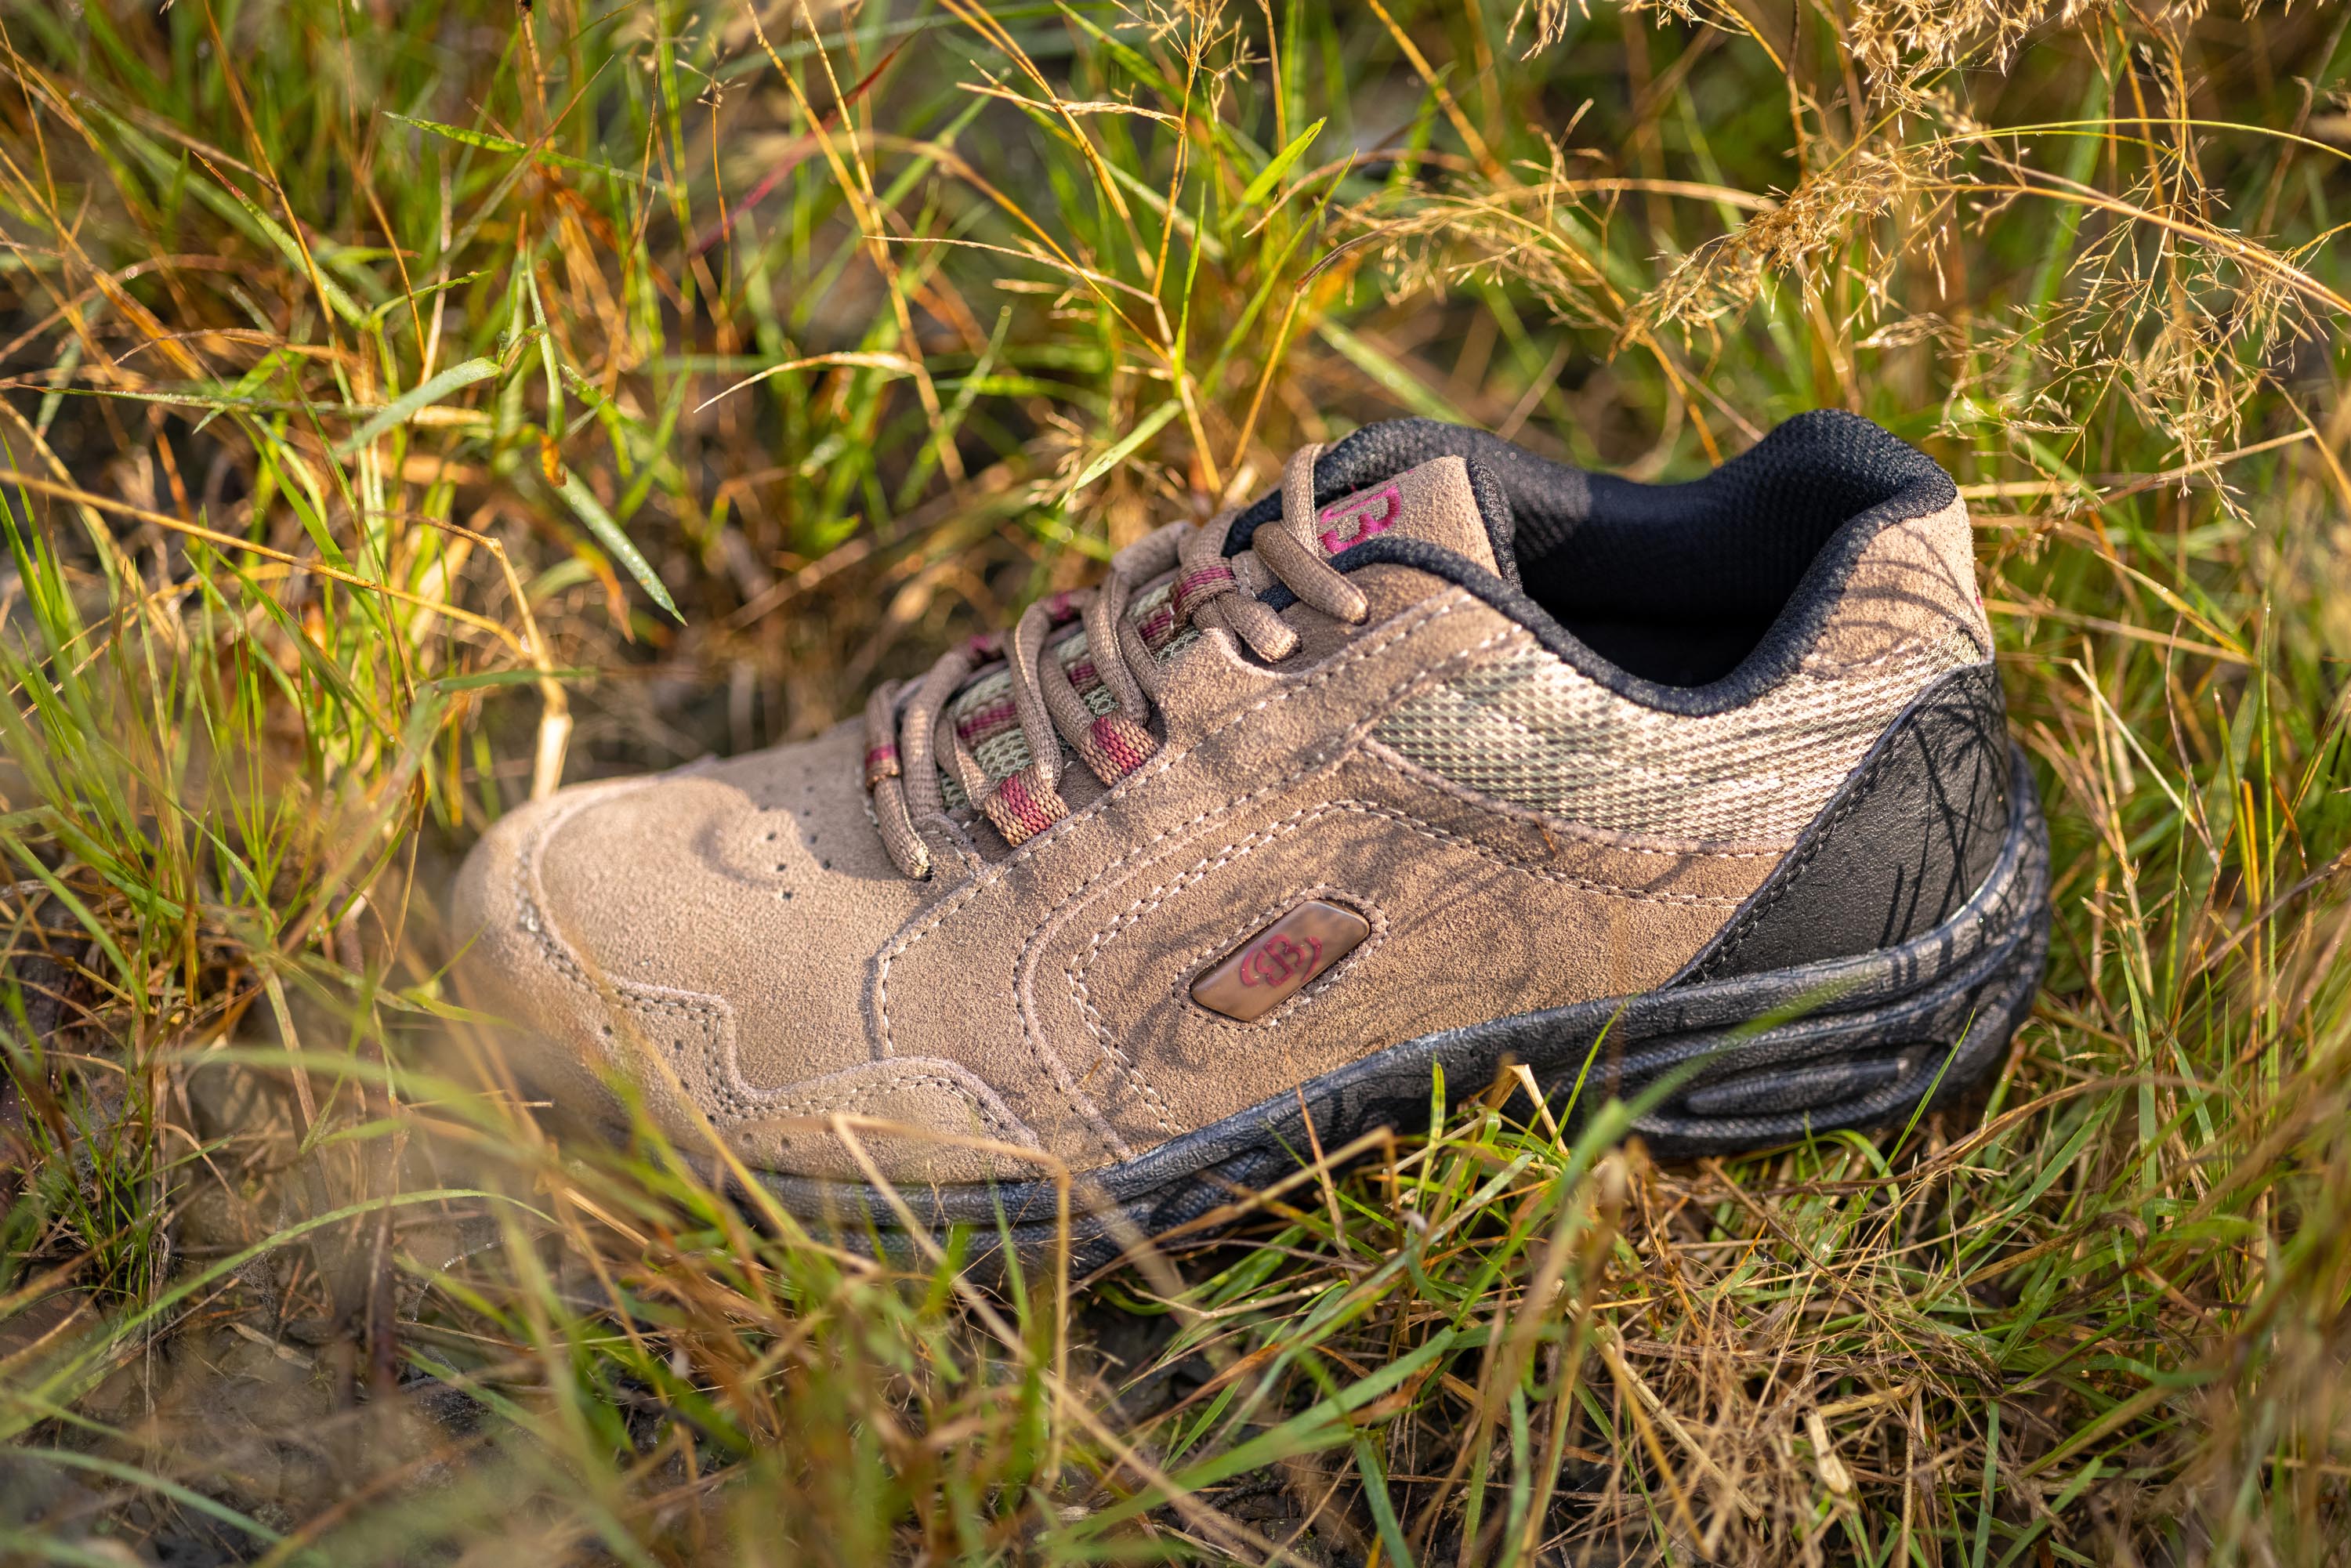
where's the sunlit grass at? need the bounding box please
[1,0,2347,1562]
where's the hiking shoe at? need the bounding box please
[451,411,2049,1247]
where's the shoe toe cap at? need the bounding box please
[447,725,1037,1179]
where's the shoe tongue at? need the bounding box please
[1299,454,1512,583]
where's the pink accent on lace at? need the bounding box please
[1317,484,1402,556]
[955,698,1020,744]
[991,770,1058,839]
[1169,562,1237,625]
[1089,713,1153,777]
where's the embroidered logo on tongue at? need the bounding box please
[1315,484,1403,556]
[1304,457,1500,576]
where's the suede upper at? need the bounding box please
[450,414,1998,1184]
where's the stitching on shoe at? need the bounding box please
[738,1069,1030,1146]
[1799,625,1983,675]
[1067,797,1749,1125]
[1689,662,1997,981]
[1346,802,1749,905]
[872,590,1482,1162]
[511,782,732,1063]
[1011,610,1517,1149]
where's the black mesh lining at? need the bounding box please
[1233,411,1958,716]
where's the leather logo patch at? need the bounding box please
[1190,900,1371,1023]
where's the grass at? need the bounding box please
[0,0,2347,1561]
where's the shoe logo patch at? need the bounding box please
[1191,900,1371,1023]
[1317,485,1401,556]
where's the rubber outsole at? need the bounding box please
[753,745,2051,1269]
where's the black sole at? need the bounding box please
[755,745,2050,1269]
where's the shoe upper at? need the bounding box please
[451,411,2004,1182]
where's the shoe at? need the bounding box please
[451,411,2049,1251]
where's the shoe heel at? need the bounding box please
[1570,743,2051,1153]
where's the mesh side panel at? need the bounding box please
[969,723,1033,784]
[1374,630,1985,841]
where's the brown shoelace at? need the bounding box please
[860,444,1368,878]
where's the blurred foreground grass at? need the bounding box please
[1,0,2349,1562]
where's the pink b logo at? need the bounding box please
[1237,932,1322,988]
[1317,486,1402,556]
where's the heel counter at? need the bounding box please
[1811,491,1995,671]
[1925,494,1996,657]
[1686,664,2013,981]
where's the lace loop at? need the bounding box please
[1177,511,1298,661]
[935,694,997,813]
[862,679,930,880]
[1255,444,1370,625]
[861,468,1364,878]
[1082,552,1152,722]
[980,759,1070,847]
[1008,597,1074,799]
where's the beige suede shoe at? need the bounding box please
[452,413,2047,1248]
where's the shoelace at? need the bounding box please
[860,444,1371,879]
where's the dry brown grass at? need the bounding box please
[0,0,2347,1562]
